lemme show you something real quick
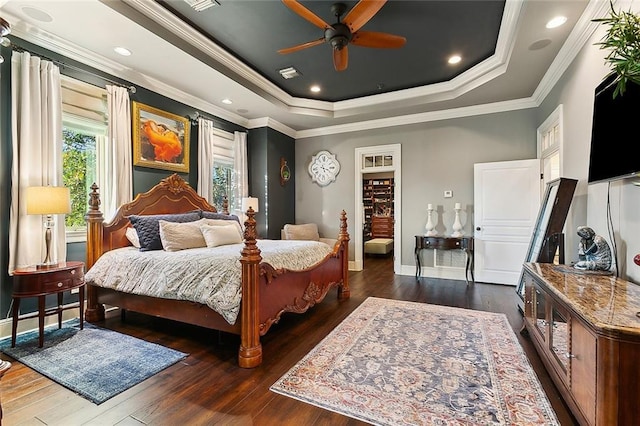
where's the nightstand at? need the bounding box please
[11,261,85,348]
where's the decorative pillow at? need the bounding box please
[201,223,243,247]
[159,219,207,251]
[200,210,241,224]
[125,227,141,248]
[128,211,201,251]
[283,223,320,241]
[201,218,244,240]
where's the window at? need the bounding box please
[60,76,107,241]
[212,163,233,211]
[62,127,97,229]
[537,104,563,187]
[210,130,237,212]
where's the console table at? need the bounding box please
[414,236,474,284]
[521,262,640,425]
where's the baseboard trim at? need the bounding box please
[0,303,119,340]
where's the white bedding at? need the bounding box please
[84,240,334,325]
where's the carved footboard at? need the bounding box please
[239,209,350,368]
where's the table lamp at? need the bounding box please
[241,196,259,213]
[26,186,71,268]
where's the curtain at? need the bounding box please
[232,131,248,215]
[197,117,215,204]
[9,52,64,273]
[101,85,133,221]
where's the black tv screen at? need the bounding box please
[588,75,640,184]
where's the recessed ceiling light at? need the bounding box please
[546,16,567,29]
[222,98,233,104]
[310,85,321,93]
[114,47,132,56]
[448,55,462,65]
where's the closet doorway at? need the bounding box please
[354,144,401,273]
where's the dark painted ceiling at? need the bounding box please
[158,0,506,102]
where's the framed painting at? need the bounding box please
[132,101,190,173]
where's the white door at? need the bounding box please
[474,159,541,285]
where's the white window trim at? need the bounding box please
[537,104,563,169]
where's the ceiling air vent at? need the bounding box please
[279,67,301,80]
[183,0,220,12]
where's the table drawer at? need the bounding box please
[418,238,462,250]
[13,267,84,295]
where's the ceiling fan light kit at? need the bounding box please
[279,0,406,71]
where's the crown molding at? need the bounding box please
[2,8,250,129]
[532,0,610,105]
[124,0,523,120]
[2,0,599,141]
[332,0,523,115]
[296,97,537,139]
[247,117,297,138]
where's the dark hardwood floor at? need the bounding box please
[1,255,577,425]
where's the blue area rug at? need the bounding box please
[0,319,187,404]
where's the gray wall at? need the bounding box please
[537,6,640,282]
[247,127,296,239]
[296,110,538,265]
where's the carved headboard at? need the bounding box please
[88,174,219,255]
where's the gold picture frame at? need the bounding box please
[132,101,190,173]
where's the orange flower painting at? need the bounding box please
[132,102,190,173]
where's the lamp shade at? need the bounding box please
[241,196,259,213]
[26,186,71,215]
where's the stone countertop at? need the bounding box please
[524,263,640,338]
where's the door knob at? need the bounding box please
[476,227,481,231]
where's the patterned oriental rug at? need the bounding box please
[271,297,559,425]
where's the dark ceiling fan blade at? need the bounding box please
[282,0,331,30]
[351,31,406,48]
[278,37,325,54]
[333,47,348,71]
[343,0,387,33]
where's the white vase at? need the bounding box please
[451,207,464,237]
[425,208,437,236]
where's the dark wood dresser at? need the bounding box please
[521,263,640,425]
[371,215,393,238]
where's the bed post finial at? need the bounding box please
[338,210,350,300]
[85,183,105,322]
[239,207,263,368]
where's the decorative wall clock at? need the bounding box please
[308,150,340,186]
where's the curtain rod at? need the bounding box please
[10,44,136,93]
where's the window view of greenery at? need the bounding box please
[62,128,96,229]
[212,164,236,212]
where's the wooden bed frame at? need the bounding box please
[84,174,350,368]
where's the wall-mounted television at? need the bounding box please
[588,75,640,184]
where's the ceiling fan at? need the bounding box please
[278,0,406,72]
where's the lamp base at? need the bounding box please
[36,261,59,270]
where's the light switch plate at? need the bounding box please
[444,190,453,198]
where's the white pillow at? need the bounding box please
[158,219,207,251]
[283,223,320,241]
[201,223,243,247]
[125,227,141,248]
[201,218,244,239]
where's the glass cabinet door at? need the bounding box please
[534,287,547,341]
[551,305,570,379]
